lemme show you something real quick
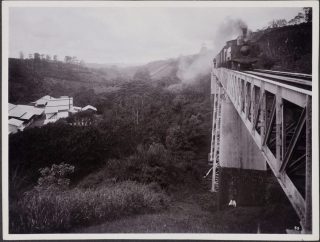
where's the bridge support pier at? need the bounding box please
[216,92,267,207]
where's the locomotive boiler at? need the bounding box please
[214,28,260,70]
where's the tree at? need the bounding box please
[166,125,187,152]
[19,51,24,60]
[79,60,85,66]
[133,68,151,81]
[53,55,58,62]
[268,19,287,28]
[34,53,40,61]
[64,56,72,63]
[46,55,51,61]
[268,20,277,28]
[288,12,306,25]
[303,7,312,23]
[275,19,287,27]
[71,56,78,64]
[28,54,33,59]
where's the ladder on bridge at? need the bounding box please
[210,83,222,192]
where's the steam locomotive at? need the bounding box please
[214,28,260,70]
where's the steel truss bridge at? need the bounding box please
[211,67,312,233]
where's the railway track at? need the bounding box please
[243,69,312,91]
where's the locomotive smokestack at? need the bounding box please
[242,27,247,39]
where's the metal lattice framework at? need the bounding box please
[212,67,312,233]
[209,78,223,192]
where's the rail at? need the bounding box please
[254,69,312,80]
[244,71,312,88]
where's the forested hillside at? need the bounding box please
[9,58,131,105]
[9,56,213,232]
[254,22,312,73]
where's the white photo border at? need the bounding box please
[2,1,319,240]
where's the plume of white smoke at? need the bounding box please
[174,17,249,86]
[176,18,249,85]
[213,17,248,49]
[176,46,214,84]
[166,82,187,93]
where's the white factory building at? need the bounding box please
[9,103,44,134]
[9,95,97,134]
[36,96,74,124]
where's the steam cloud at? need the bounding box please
[175,17,249,85]
[176,46,214,84]
[213,17,249,49]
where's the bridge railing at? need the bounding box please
[212,67,312,233]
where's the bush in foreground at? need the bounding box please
[10,180,169,233]
[77,142,196,190]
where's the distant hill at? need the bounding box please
[8,58,131,105]
[8,46,215,105]
[85,47,215,83]
[85,58,181,81]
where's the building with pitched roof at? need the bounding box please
[8,104,45,133]
[9,95,97,133]
[32,95,53,107]
[42,96,73,124]
[9,118,25,134]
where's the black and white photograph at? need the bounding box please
[1,1,319,240]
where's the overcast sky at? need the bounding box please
[9,7,302,64]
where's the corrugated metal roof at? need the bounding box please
[9,118,24,127]
[9,105,44,120]
[45,107,59,114]
[70,106,81,113]
[32,95,52,105]
[46,98,73,107]
[9,103,17,110]
[20,112,35,120]
[9,108,26,118]
[82,105,97,111]
[36,95,52,102]
[36,99,47,106]
[57,106,69,111]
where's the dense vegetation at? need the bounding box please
[9,59,212,233]
[255,22,312,73]
[9,58,130,105]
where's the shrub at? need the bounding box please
[10,181,169,233]
[77,142,194,190]
[35,163,74,192]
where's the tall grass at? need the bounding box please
[10,181,169,233]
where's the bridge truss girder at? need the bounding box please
[213,68,312,233]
